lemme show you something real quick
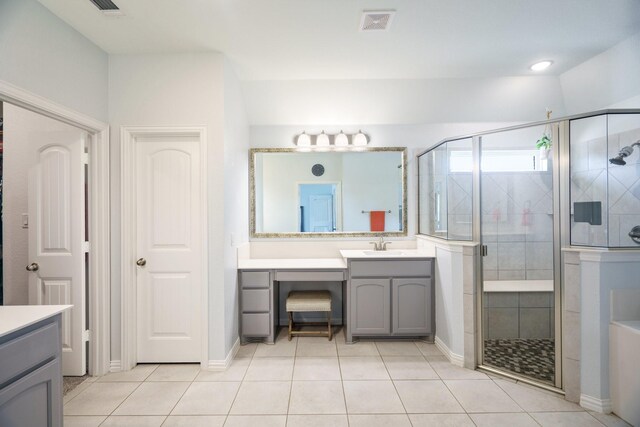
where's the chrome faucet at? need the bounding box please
[369,237,392,251]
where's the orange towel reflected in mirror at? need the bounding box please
[370,211,386,232]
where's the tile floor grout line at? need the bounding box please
[381,342,412,424]
[162,376,194,422]
[224,347,254,423]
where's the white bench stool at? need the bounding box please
[286,291,332,341]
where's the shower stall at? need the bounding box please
[418,110,640,390]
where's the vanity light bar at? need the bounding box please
[295,130,369,147]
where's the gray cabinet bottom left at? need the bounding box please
[0,315,63,427]
[0,359,62,427]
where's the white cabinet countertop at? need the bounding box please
[340,249,434,259]
[238,258,347,270]
[0,305,72,338]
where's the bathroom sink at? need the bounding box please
[361,250,407,256]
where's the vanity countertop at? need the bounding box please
[238,258,347,270]
[0,305,72,338]
[340,249,434,259]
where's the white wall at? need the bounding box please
[0,0,108,122]
[222,59,250,357]
[2,104,85,304]
[561,31,640,114]
[108,52,227,362]
[342,152,401,231]
[242,76,566,126]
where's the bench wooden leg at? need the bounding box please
[288,312,293,341]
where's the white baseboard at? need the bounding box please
[580,394,612,414]
[109,360,122,373]
[435,336,464,367]
[206,338,240,371]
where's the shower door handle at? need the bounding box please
[629,226,640,244]
[480,245,488,256]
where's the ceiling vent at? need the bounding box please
[360,10,395,32]
[89,0,123,15]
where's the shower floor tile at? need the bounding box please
[484,338,555,383]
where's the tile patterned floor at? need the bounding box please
[484,339,555,384]
[63,328,630,427]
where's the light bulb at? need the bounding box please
[296,132,311,147]
[334,131,349,147]
[353,130,368,146]
[316,131,330,147]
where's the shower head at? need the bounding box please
[609,141,640,166]
[609,155,627,166]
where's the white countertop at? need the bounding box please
[0,305,72,338]
[340,249,434,259]
[238,258,347,270]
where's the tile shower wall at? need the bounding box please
[607,119,640,247]
[481,172,554,280]
[447,172,472,240]
[418,145,448,237]
[483,292,555,339]
[570,113,640,247]
[570,115,609,246]
[418,138,473,241]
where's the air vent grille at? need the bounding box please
[90,0,119,11]
[360,10,395,31]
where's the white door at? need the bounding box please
[28,136,87,376]
[309,194,334,232]
[135,136,202,362]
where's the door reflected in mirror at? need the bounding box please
[250,148,407,237]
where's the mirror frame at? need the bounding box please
[250,147,408,238]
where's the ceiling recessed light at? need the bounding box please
[530,60,553,71]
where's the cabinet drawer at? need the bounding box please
[242,313,271,337]
[240,271,270,288]
[241,289,270,312]
[350,260,432,278]
[0,322,59,386]
[275,270,345,282]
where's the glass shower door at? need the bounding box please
[479,125,558,385]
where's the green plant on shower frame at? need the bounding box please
[536,134,552,150]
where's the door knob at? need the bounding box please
[26,263,39,272]
[136,258,147,267]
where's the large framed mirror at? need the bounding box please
[250,147,407,238]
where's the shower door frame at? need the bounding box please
[474,123,564,391]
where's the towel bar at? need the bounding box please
[361,210,392,214]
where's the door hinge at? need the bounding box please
[83,241,90,253]
[83,330,91,342]
[480,245,488,256]
[82,153,90,165]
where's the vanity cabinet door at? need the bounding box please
[350,279,391,335]
[0,359,62,427]
[392,278,431,335]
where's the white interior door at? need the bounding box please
[135,136,202,363]
[309,194,334,232]
[28,136,87,376]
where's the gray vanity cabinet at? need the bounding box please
[239,270,276,343]
[347,258,434,342]
[0,315,63,427]
[392,278,431,334]
[350,279,391,335]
